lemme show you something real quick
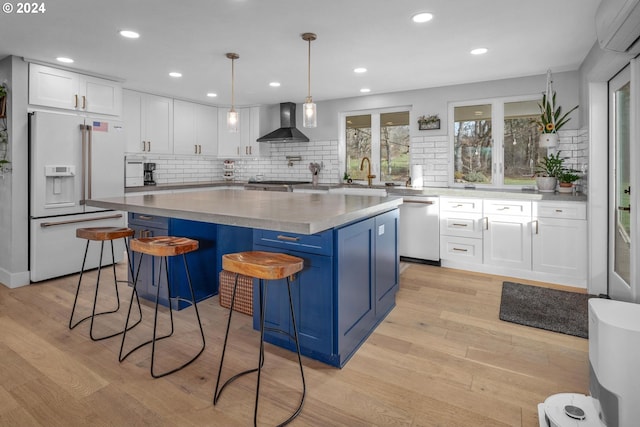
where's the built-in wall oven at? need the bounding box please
[399,196,440,264]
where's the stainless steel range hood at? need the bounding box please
[256,102,309,143]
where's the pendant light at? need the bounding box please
[302,32,317,128]
[226,53,239,133]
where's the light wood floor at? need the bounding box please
[0,262,588,426]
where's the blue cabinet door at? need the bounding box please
[252,245,335,364]
[335,217,375,359]
[374,209,399,318]
[169,218,218,308]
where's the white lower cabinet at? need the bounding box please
[439,196,587,287]
[532,201,587,279]
[483,199,532,270]
[439,197,483,264]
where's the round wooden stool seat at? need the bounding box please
[130,236,199,257]
[76,227,135,241]
[222,251,304,280]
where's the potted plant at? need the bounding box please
[557,169,580,193]
[536,91,578,147]
[535,151,564,192]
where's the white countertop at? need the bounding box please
[88,189,403,234]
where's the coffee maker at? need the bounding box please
[143,162,156,186]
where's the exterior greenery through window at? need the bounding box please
[452,98,546,187]
[345,110,410,183]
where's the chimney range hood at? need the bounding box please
[256,102,309,143]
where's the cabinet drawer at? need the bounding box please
[534,202,586,220]
[440,213,483,238]
[440,236,482,264]
[440,198,482,213]
[128,212,169,229]
[253,229,333,256]
[484,199,531,216]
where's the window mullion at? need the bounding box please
[493,101,505,186]
[371,113,381,184]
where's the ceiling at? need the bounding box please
[0,0,602,107]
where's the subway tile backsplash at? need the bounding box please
[137,129,588,190]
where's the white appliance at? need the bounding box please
[596,0,640,55]
[125,156,144,187]
[399,196,439,262]
[29,111,126,282]
[538,298,640,427]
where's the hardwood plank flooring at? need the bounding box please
[0,262,588,426]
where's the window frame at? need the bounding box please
[339,106,411,185]
[448,94,541,189]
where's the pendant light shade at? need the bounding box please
[226,53,239,133]
[302,32,317,128]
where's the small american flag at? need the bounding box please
[92,121,109,132]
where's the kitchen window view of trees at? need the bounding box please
[453,99,546,187]
[345,110,410,183]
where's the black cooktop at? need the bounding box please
[247,180,311,185]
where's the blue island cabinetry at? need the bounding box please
[127,213,218,310]
[252,208,399,367]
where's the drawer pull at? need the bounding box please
[406,200,434,205]
[452,223,468,227]
[452,247,468,252]
[555,209,563,213]
[277,235,300,242]
[497,207,510,211]
[138,215,154,220]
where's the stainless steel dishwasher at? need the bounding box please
[399,196,440,263]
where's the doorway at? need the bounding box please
[608,62,638,302]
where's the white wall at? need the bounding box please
[0,56,30,288]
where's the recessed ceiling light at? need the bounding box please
[119,30,140,39]
[169,72,182,78]
[471,48,488,55]
[206,92,217,97]
[412,12,433,23]
[354,67,367,74]
[360,88,371,93]
[269,82,281,87]
[56,57,74,64]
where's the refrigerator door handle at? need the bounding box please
[80,124,87,205]
[87,125,93,200]
[40,213,123,228]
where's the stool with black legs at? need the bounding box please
[119,236,206,378]
[214,251,306,427]
[69,226,142,341]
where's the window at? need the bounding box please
[451,97,546,187]
[344,109,410,184]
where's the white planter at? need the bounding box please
[536,176,557,193]
[539,133,559,148]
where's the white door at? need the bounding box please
[30,112,84,218]
[608,62,639,302]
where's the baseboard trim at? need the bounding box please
[0,267,31,288]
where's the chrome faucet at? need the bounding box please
[360,157,376,187]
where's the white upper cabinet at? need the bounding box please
[29,63,122,116]
[174,100,218,155]
[123,90,173,154]
[217,106,263,157]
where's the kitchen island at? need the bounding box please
[88,189,403,367]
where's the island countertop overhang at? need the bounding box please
[87,189,403,234]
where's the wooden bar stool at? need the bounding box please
[119,236,206,378]
[69,226,142,341]
[214,251,306,426]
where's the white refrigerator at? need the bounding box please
[29,111,126,282]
